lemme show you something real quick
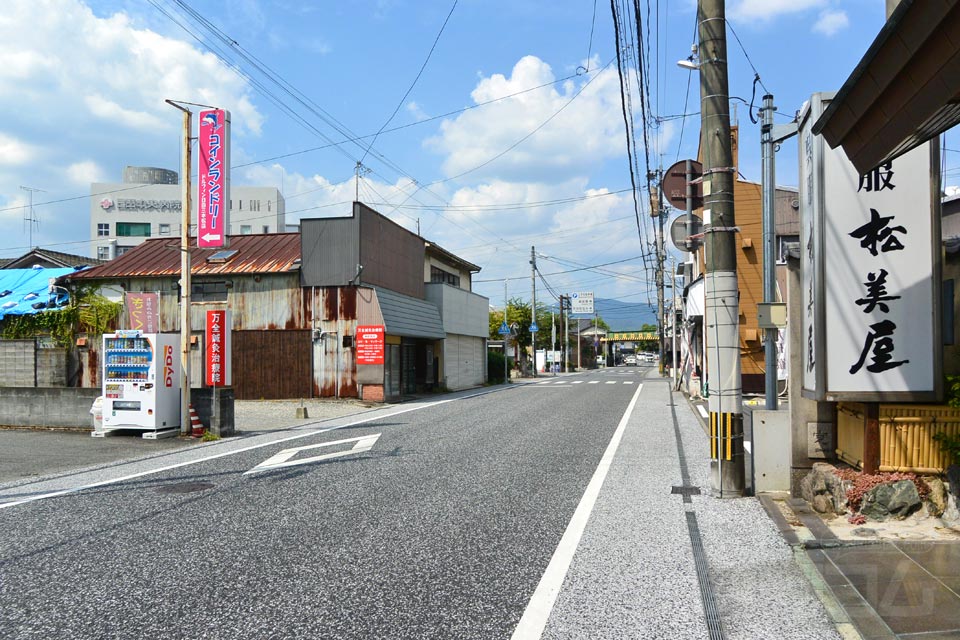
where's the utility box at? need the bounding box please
[757,302,787,329]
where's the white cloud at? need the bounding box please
[0,133,36,166]
[728,0,826,23]
[406,101,429,122]
[0,0,265,255]
[812,9,849,36]
[66,161,105,185]
[426,56,634,185]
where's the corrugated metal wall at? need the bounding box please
[232,330,312,399]
[300,216,360,287]
[359,205,425,299]
[312,287,360,398]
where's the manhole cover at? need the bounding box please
[157,482,215,494]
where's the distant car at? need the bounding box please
[624,355,637,366]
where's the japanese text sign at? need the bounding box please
[198,109,230,249]
[356,325,385,365]
[204,309,232,386]
[125,292,159,333]
[800,93,939,401]
[570,291,594,315]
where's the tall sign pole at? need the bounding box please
[166,100,193,435]
[700,0,744,497]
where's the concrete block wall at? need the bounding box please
[37,348,67,387]
[0,387,100,429]
[0,340,36,387]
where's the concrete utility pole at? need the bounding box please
[700,0,744,497]
[530,246,537,378]
[504,280,509,383]
[166,100,193,436]
[652,182,667,376]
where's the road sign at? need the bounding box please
[663,159,703,209]
[498,322,510,335]
[529,322,539,332]
[570,291,594,314]
[669,212,703,252]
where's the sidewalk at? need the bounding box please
[539,374,841,639]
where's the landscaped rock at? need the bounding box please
[860,479,921,521]
[923,476,947,517]
[800,462,849,515]
[947,465,960,501]
[942,492,960,531]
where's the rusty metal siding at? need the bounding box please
[311,286,361,398]
[358,205,424,299]
[232,330,312,399]
[299,216,360,287]
[119,273,307,332]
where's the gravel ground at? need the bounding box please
[232,398,382,433]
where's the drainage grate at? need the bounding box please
[157,482,215,494]
[687,511,725,640]
[671,486,702,497]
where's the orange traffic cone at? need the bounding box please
[189,405,205,438]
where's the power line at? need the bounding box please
[360,0,458,165]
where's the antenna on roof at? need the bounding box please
[20,185,45,248]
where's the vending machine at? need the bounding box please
[102,330,180,433]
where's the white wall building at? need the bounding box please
[90,166,285,260]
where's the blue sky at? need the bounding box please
[0,0,950,324]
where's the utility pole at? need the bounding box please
[672,255,678,385]
[530,246,537,378]
[653,175,667,376]
[558,295,566,372]
[504,279,509,383]
[700,0,744,497]
[564,296,570,372]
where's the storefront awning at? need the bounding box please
[684,276,705,319]
[374,287,446,340]
[812,0,960,174]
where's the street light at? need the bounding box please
[677,44,699,70]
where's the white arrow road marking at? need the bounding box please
[244,434,380,475]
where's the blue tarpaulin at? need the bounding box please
[0,267,81,321]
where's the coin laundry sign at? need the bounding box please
[198,109,230,249]
[800,94,941,402]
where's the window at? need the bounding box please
[191,281,228,302]
[262,225,269,234]
[97,223,110,237]
[777,235,800,264]
[97,246,110,260]
[240,225,252,235]
[159,224,171,235]
[430,265,460,287]
[117,222,151,237]
[117,246,133,256]
[250,200,260,212]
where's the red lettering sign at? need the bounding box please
[163,345,174,387]
[205,310,232,386]
[356,325,385,365]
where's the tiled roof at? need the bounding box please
[67,233,302,280]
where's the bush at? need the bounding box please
[488,351,507,384]
[933,431,960,466]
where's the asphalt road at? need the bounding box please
[0,368,647,639]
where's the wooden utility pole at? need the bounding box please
[700,0,744,496]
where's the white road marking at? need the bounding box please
[0,388,501,511]
[623,381,634,385]
[588,381,599,384]
[555,381,568,385]
[512,383,644,639]
[605,381,616,385]
[244,434,380,475]
[571,381,583,385]
[697,405,709,418]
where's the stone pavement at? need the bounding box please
[764,494,960,639]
